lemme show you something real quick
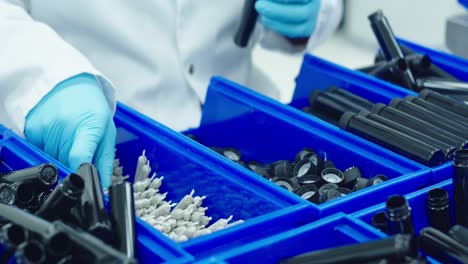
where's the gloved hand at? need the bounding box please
[255,0,321,38]
[25,73,116,188]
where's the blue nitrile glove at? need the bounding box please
[255,0,321,38]
[24,73,116,188]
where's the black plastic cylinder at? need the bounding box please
[372,212,389,234]
[308,90,364,125]
[35,173,85,221]
[419,227,468,264]
[339,112,445,166]
[0,163,58,190]
[15,240,46,264]
[234,0,258,47]
[110,182,136,258]
[449,225,468,247]
[426,188,452,232]
[372,103,468,149]
[389,97,468,139]
[453,149,468,227]
[368,10,417,90]
[325,87,374,110]
[385,195,415,235]
[282,234,417,264]
[361,110,456,159]
[417,78,468,95]
[419,89,468,118]
[75,163,112,242]
[405,95,468,124]
[1,223,28,248]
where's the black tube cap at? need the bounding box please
[270,160,294,178]
[246,161,270,179]
[352,178,369,192]
[298,174,322,187]
[271,177,296,192]
[320,168,344,185]
[342,166,362,188]
[294,184,319,203]
[293,159,318,178]
[367,174,389,187]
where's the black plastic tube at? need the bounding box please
[35,173,84,221]
[234,0,258,47]
[15,240,46,264]
[371,103,468,149]
[53,221,137,264]
[375,44,415,62]
[360,110,456,159]
[309,90,367,124]
[109,182,136,258]
[75,163,112,242]
[419,89,468,118]
[385,195,415,235]
[0,223,28,248]
[0,204,72,259]
[453,150,468,227]
[389,98,468,139]
[368,10,417,90]
[0,183,16,206]
[0,163,58,190]
[427,188,452,233]
[417,78,468,95]
[372,212,389,234]
[419,227,468,264]
[339,112,445,166]
[449,225,468,247]
[14,182,37,208]
[404,95,468,124]
[325,87,375,110]
[281,234,416,264]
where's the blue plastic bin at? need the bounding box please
[0,125,194,264]
[185,77,431,219]
[193,213,386,264]
[352,179,454,264]
[114,103,317,260]
[292,38,468,183]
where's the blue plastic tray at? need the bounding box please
[292,38,468,183]
[193,213,386,264]
[352,178,454,264]
[114,103,316,260]
[0,125,194,264]
[185,77,431,219]
[460,0,468,9]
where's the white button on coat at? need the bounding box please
[0,0,343,133]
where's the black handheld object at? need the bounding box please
[281,234,417,264]
[74,163,112,242]
[453,150,468,227]
[110,182,136,258]
[35,173,85,222]
[234,0,258,47]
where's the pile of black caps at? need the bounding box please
[304,86,468,167]
[0,163,136,264]
[185,141,389,205]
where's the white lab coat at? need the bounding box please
[0,0,343,134]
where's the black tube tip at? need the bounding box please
[386,195,410,219]
[368,10,384,22]
[454,149,468,166]
[39,163,58,186]
[427,188,449,209]
[20,241,46,264]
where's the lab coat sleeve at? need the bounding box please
[0,0,116,136]
[258,0,344,53]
